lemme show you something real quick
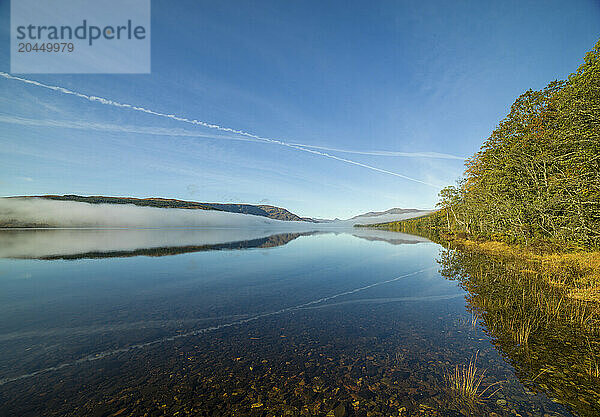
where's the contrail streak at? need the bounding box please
[0,266,434,386]
[0,72,439,188]
[289,143,466,160]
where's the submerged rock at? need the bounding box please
[326,403,346,417]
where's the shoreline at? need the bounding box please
[358,222,600,304]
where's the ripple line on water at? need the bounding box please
[0,266,435,386]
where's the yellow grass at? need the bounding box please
[445,352,501,403]
[442,233,600,303]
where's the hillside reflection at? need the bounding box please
[0,228,429,260]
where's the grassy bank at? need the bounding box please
[437,245,600,415]
[443,231,600,303]
[362,214,600,303]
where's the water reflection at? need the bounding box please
[0,229,579,416]
[438,246,600,416]
[0,228,427,260]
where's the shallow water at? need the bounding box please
[0,229,582,416]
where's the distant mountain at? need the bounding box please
[346,208,433,225]
[292,208,432,226]
[10,195,316,222]
[1,196,432,226]
[305,218,339,223]
[349,208,427,220]
[215,203,310,222]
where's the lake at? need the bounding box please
[0,229,591,416]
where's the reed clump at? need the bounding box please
[445,352,500,403]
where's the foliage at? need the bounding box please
[449,40,600,247]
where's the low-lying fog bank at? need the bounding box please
[0,198,433,258]
[0,198,307,228]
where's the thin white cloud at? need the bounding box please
[0,115,464,160]
[0,115,259,144]
[0,73,442,188]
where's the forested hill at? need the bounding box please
[12,195,316,222]
[369,39,600,249]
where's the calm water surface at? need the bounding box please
[0,229,581,416]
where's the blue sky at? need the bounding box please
[1,0,599,218]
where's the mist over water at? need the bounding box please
[0,198,300,228]
[0,198,433,259]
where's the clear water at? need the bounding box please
[0,229,578,416]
